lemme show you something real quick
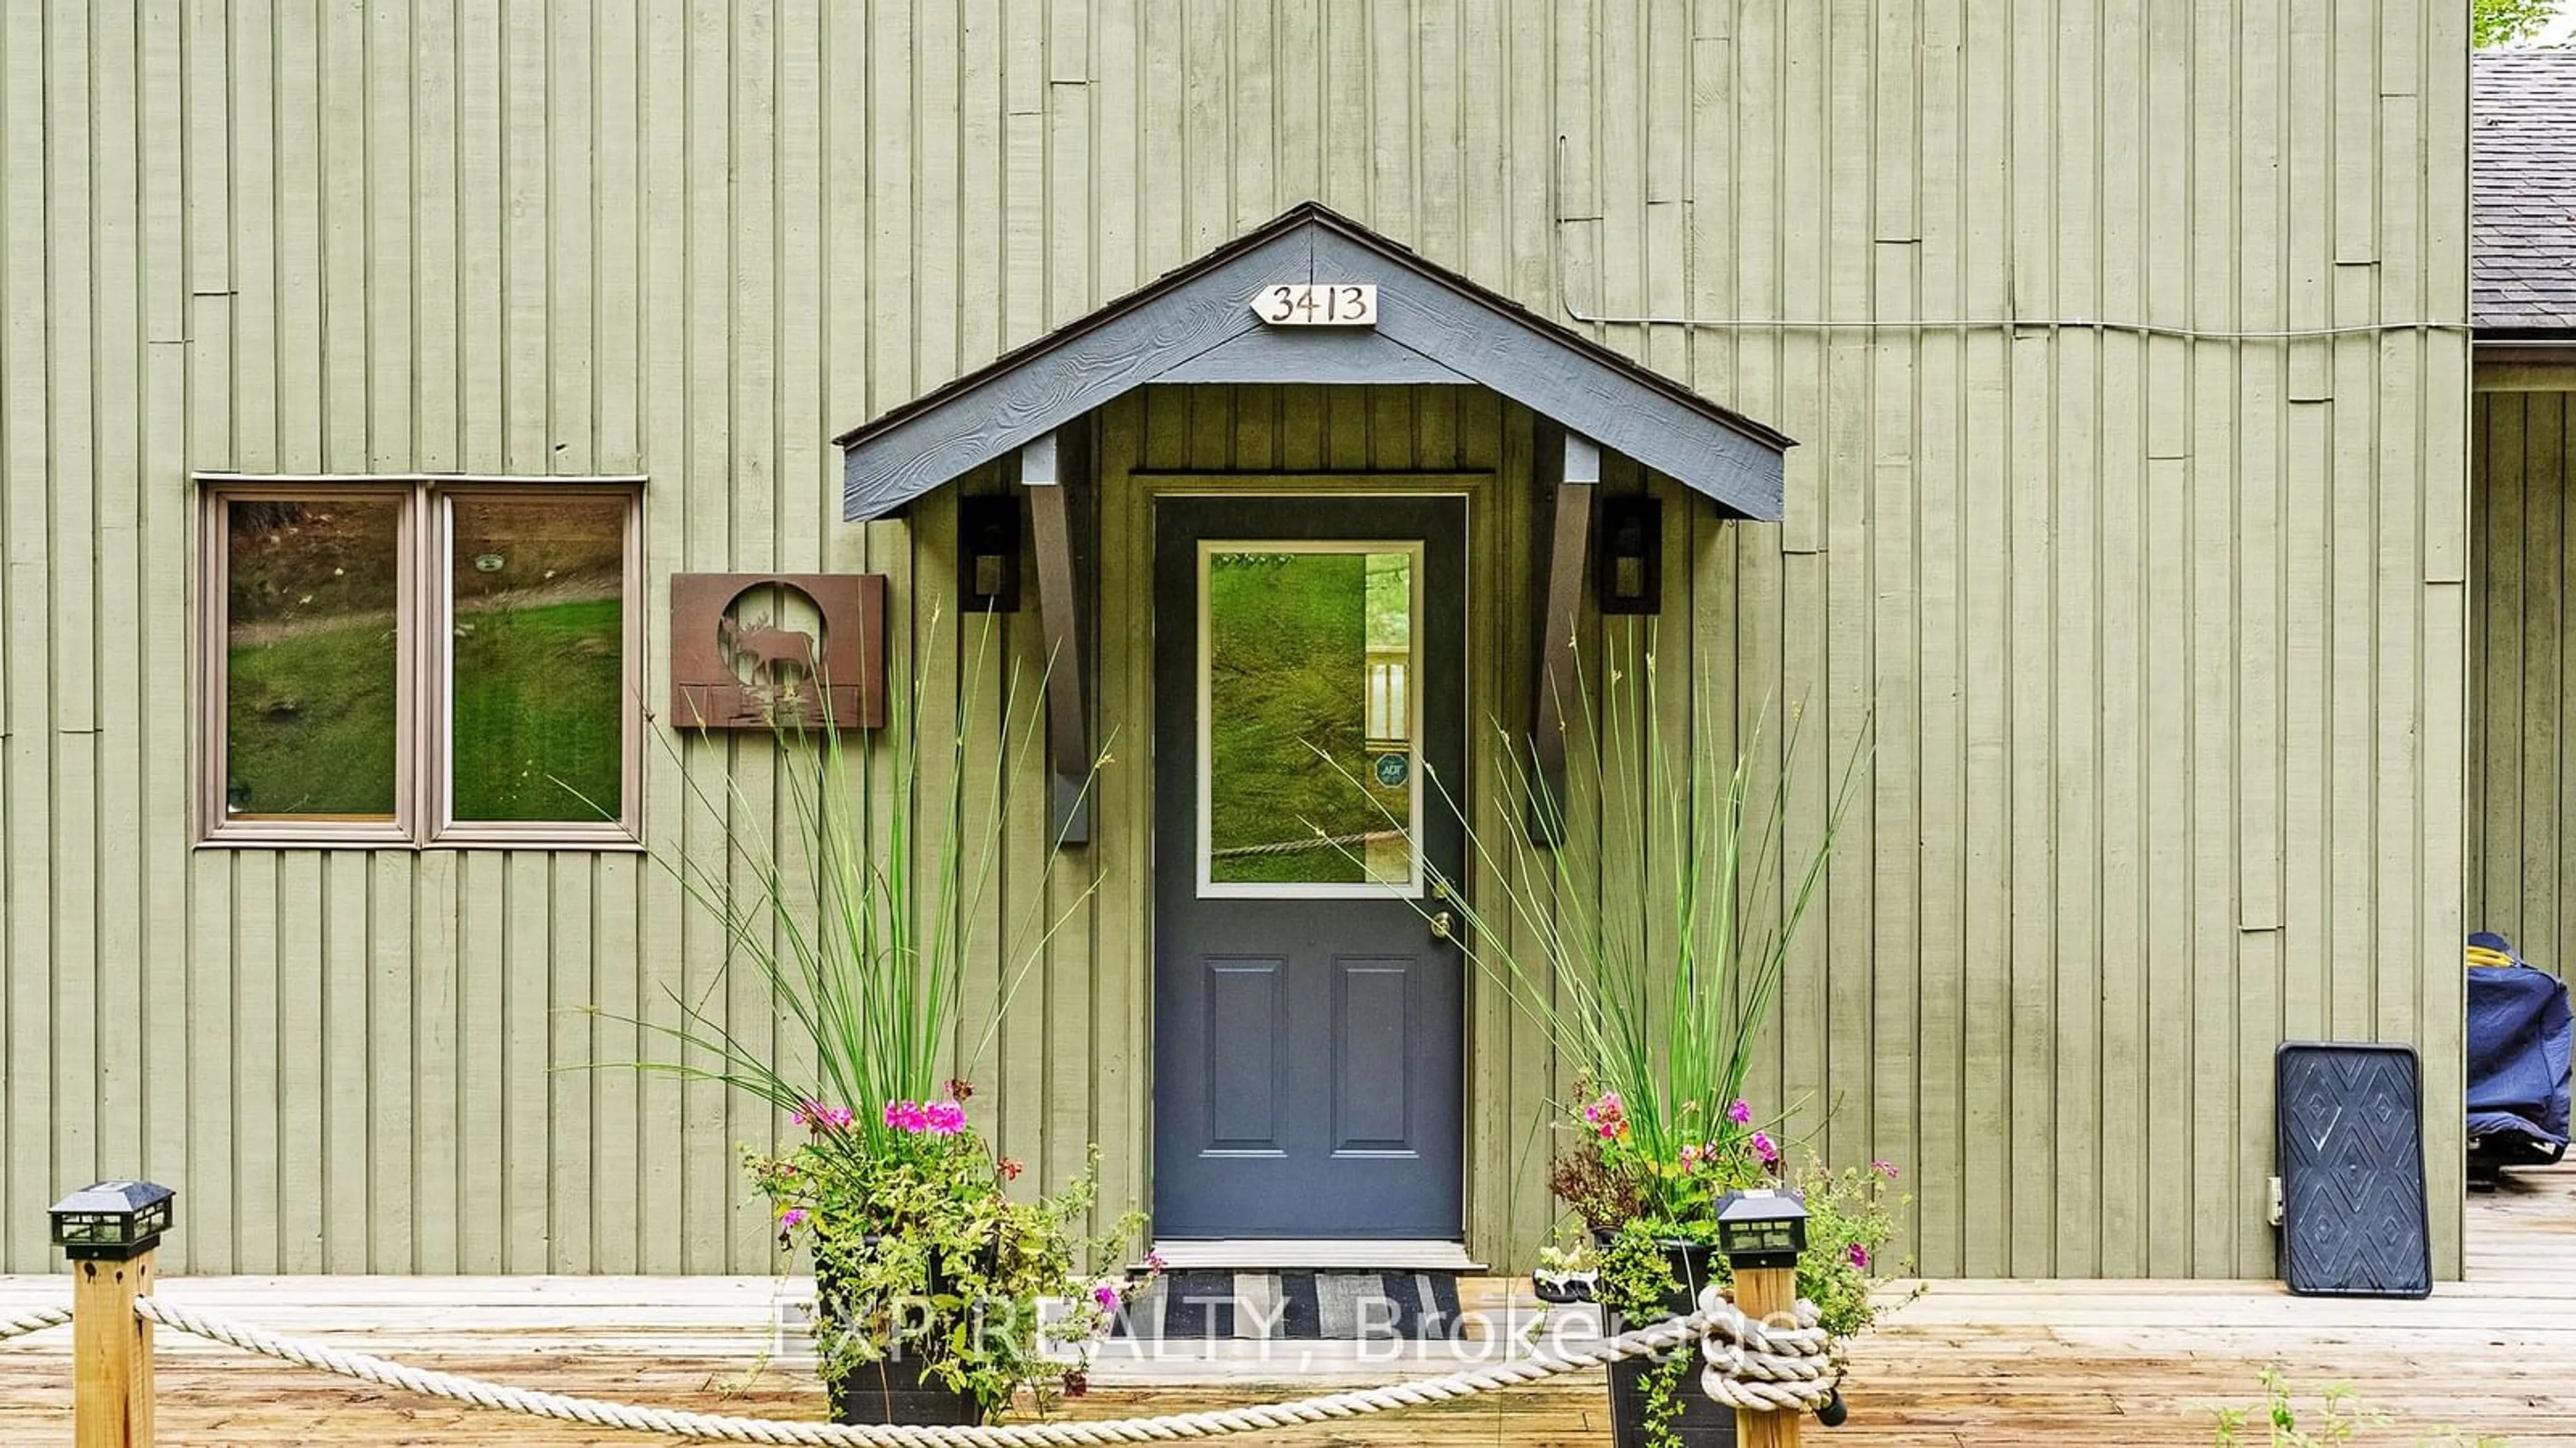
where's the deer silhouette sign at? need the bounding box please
[670,572,883,731]
[716,614,818,686]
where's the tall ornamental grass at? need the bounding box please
[1419,633,1870,1221]
[621,617,1094,1166]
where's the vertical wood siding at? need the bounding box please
[2469,386,2576,979]
[0,1,2467,1277]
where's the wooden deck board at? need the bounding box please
[3,1174,2571,1444]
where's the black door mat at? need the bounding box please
[2277,1042,2432,1298]
[1113,1270,1463,1341]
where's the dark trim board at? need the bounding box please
[2474,342,2576,391]
[835,201,1793,522]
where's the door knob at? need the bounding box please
[1430,911,1454,940]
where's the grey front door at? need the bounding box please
[1151,496,1466,1241]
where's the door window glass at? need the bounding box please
[1200,543,1421,894]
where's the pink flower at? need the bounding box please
[1580,1091,1629,1141]
[1679,1143,1701,1168]
[1727,1099,1752,1125]
[883,1098,968,1135]
[1750,1131,1779,1166]
[1872,1159,1899,1180]
[1093,1283,1120,1310]
[779,1208,808,1232]
[1847,1243,1871,1271]
[795,1100,855,1133]
[1144,1251,1167,1273]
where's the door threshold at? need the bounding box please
[1147,1239,1485,1272]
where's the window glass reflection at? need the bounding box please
[449,496,627,821]
[224,499,402,818]
[1203,548,1416,888]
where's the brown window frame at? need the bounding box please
[197,474,647,849]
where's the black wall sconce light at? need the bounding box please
[958,493,1023,613]
[1596,494,1662,615]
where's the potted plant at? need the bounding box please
[1379,641,1900,1448]
[745,1083,1155,1424]
[1564,1091,1909,1448]
[618,625,1146,1425]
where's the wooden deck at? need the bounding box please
[5,1173,2573,1445]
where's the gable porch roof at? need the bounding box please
[833,201,1794,521]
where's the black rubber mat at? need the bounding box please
[2276,1042,2432,1298]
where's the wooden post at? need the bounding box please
[52,1180,174,1448]
[1729,1263,1801,1448]
[1528,429,1599,843]
[1021,429,1091,844]
[1716,1188,1809,1447]
[72,1249,156,1448]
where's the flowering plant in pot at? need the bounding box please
[746,1084,1155,1423]
[1562,1088,1912,1448]
[1557,1090,1909,1330]
[619,625,1146,1425]
[1375,639,1895,1448]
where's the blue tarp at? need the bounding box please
[2465,931,2573,1151]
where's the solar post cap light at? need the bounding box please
[50,1180,176,1261]
[1714,1188,1807,1270]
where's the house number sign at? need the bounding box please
[1252,282,1377,326]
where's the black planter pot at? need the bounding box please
[814,1239,994,1427]
[1600,1237,1736,1448]
[1590,1233,1721,1318]
[827,1355,985,1427]
[1606,1353,1739,1448]
[1651,1239,1718,1318]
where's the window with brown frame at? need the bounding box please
[198,476,644,847]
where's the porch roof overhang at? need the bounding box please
[832,201,1794,521]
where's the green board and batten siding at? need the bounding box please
[0,2,2469,1278]
[2469,376,2576,980]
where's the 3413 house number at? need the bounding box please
[1252,282,1377,326]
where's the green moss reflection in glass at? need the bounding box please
[449,496,627,821]
[1203,548,1414,886]
[223,498,402,817]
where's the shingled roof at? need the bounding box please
[2475,51,2576,335]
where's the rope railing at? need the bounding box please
[0,1304,70,1341]
[127,1287,1839,1447]
[41,1179,1843,1445]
